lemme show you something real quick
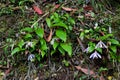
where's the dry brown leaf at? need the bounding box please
[100,75,105,80]
[75,66,97,78]
[5,68,11,75]
[55,4,60,9]
[46,29,52,42]
[33,5,43,15]
[83,5,93,11]
[62,7,77,11]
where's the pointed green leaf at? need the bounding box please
[88,42,95,53]
[60,43,72,57]
[56,30,67,42]
[41,51,46,58]
[52,22,68,29]
[69,18,75,24]
[79,32,85,40]
[53,12,59,18]
[99,34,113,40]
[18,39,24,49]
[51,50,56,55]
[109,51,117,59]
[40,39,47,50]
[21,27,33,32]
[53,41,59,50]
[96,48,102,53]
[88,46,95,53]
[35,28,44,38]
[31,40,38,49]
[24,33,32,39]
[46,18,51,27]
[110,46,117,53]
[58,46,65,56]
[109,39,119,45]
[35,54,40,61]
[11,47,20,55]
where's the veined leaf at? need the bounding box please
[18,39,24,49]
[51,50,56,55]
[88,46,95,53]
[24,33,32,39]
[58,46,65,56]
[79,32,85,40]
[110,46,117,53]
[88,42,95,53]
[46,18,51,27]
[52,22,68,29]
[60,43,72,57]
[99,34,113,40]
[109,39,119,45]
[96,48,102,53]
[109,51,117,59]
[40,39,47,50]
[31,40,38,49]
[21,27,33,32]
[53,41,59,50]
[40,39,45,45]
[35,54,40,61]
[11,47,20,55]
[35,28,44,38]
[53,12,59,19]
[56,29,67,42]
[41,51,46,58]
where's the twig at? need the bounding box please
[24,63,31,80]
[77,37,85,52]
[24,62,36,80]
[31,12,49,28]
[73,44,79,55]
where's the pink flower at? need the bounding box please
[90,51,102,59]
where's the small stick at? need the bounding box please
[77,37,85,52]
[31,12,49,28]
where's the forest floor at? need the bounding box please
[0,0,120,80]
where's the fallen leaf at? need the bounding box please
[83,5,93,11]
[33,5,43,15]
[46,29,53,42]
[5,69,11,75]
[100,75,105,80]
[4,67,12,75]
[75,66,97,78]
[55,4,60,9]
[62,7,77,11]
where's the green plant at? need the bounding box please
[10,22,47,62]
[8,12,75,63]
[80,24,120,62]
[46,12,75,57]
[0,0,33,16]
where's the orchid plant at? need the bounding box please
[7,12,75,63]
[80,24,120,62]
[84,40,107,59]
